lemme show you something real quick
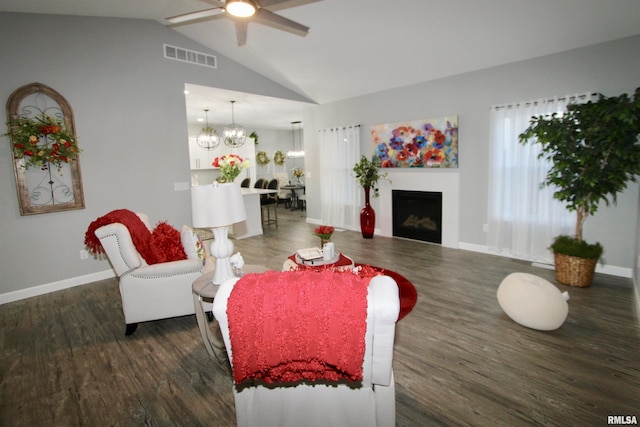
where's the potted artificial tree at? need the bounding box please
[519,87,640,287]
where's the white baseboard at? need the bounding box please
[305,217,370,233]
[0,270,115,305]
[458,242,632,278]
[305,217,322,225]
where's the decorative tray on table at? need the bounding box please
[295,247,340,266]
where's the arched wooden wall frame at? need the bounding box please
[6,82,85,215]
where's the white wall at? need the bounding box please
[0,12,310,299]
[303,35,640,273]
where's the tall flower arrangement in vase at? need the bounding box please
[213,154,249,183]
[353,156,389,238]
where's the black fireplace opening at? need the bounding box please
[392,190,442,244]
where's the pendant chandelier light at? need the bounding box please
[287,121,304,158]
[196,109,220,150]
[223,100,246,148]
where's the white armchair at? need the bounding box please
[94,213,204,335]
[213,272,400,427]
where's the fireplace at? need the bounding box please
[392,190,442,244]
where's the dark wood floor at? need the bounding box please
[2,206,639,426]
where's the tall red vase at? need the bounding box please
[360,186,375,238]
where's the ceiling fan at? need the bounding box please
[166,0,321,46]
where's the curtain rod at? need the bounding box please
[491,92,597,111]
[318,124,360,132]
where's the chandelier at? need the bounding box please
[196,109,220,150]
[287,121,304,158]
[223,100,246,148]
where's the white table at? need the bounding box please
[231,188,277,239]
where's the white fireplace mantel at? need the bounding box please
[376,171,459,248]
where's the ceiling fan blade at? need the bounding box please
[235,20,248,46]
[253,8,309,37]
[259,0,323,12]
[200,0,226,6]
[166,7,225,26]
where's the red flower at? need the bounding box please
[39,125,56,135]
[403,143,418,156]
[424,148,445,164]
[314,225,335,239]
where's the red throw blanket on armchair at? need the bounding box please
[84,209,161,264]
[227,269,370,385]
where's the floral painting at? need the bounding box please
[371,116,458,168]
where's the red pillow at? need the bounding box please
[151,222,187,263]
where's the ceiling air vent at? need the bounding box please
[164,44,217,69]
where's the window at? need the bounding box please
[319,125,361,230]
[487,94,591,262]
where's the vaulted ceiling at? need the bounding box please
[2,0,639,129]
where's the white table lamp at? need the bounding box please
[191,182,247,285]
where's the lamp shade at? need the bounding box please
[191,182,247,228]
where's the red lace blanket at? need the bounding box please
[227,269,369,385]
[84,209,160,264]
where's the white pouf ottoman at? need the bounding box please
[497,272,569,331]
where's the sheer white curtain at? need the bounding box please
[487,94,591,263]
[319,125,361,230]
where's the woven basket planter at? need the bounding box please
[554,252,598,288]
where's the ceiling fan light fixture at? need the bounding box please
[226,0,256,18]
[197,109,220,150]
[223,100,246,148]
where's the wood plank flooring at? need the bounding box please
[2,206,639,426]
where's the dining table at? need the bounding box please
[280,183,305,210]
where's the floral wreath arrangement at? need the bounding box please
[292,167,304,178]
[256,150,270,166]
[5,114,81,170]
[314,225,335,240]
[213,154,250,183]
[273,150,286,166]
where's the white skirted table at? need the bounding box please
[192,264,270,361]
